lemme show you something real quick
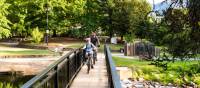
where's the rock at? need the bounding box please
[134,84,143,88]
[181,84,187,88]
[160,86,165,88]
[168,83,173,87]
[190,81,196,87]
[155,84,160,88]
[138,78,144,82]
[121,83,128,88]
[121,79,133,88]
[149,85,154,88]
[155,82,159,85]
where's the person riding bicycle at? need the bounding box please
[90,32,100,63]
[82,38,97,73]
[90,32,100,47]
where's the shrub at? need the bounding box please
[124,34,134,43]
[193,76,200,85]
[149,73,161,82]
[174,78,183,86]
[31,27,44,43]
[0,82,13,88]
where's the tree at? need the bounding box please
[100,0,151,41]
[112,0,131,40]
[0,0,11,39]
[145,0,200,60]
[5,0,87,38]
[129,0,151,39]
[79,0,101,37]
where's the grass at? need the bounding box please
[112,56,200,86]
[112,56,150,67]
[98,43,124,52]
[108,44,123,50]
[0,50,53,55]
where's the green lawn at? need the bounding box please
[0,50,53,55]
[108,44,123,50]
[112,56,149,67]
[98,43,123,52]
[112,56,200,86]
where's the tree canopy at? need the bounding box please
[143,0,200,59]
[0,0,11,39]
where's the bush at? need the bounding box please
[0,82,13,88]
[31,27,44,43]
[124,34,134,43]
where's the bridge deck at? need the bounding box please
[70,53,109,88]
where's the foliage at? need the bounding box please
[3,0,88,38]
[124,33,134,43]
[143,0,200,60]
[129,0,151,39]
[112,56,200,86]
[1,0,151,41]
[100,0,151,39]
[0,0,11,39]
[31,27,43,43]
[0,82,13,88]
[111,0,130,37]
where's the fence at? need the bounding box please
[104,44,122,88]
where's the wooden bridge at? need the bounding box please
[21,45,121,88]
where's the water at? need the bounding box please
[0,72,34,88]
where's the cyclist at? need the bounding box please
[82,38,96,74]
[90,32,100,64]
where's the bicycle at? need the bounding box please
[86,53,94,74]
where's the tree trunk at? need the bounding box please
[121,35,123,41]
[108,7,113,40]
[109,31,112,39]
[53,29,57,37]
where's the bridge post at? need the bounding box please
[54,66,59,88]
[74,51,77,71]
[67,56,70,85]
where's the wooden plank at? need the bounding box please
[70,53,109,88]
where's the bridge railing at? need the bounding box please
[104,44,122,88]
[21,48,84,88]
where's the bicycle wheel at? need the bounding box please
[87,56,91,74]
[93,52,97,65]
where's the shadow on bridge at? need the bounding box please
[21,45,121,88]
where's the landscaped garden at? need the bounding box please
[113,56,200,87]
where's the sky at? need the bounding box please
[147,0,166,4]
[146,0,168,11]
